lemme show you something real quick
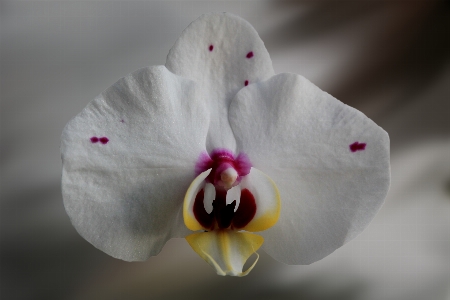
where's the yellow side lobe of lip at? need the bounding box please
[185,230,264,276]
[241,168,281,232]
[183,169,212,231]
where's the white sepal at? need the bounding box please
[166,12,274,150]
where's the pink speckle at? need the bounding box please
[246,51,254,59]
[120,119,125,123]
[209,44,214,51]
[244,80,249,86]
[91,136,109,144]
[350,142,366,152]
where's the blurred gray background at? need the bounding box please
[1,1,449,299]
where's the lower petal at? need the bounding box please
[185,230,263,276]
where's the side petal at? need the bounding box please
[233,168,280,232]
[166,13,274,151]
[61,66,209,261]
[229,73,390,264]
[185,230,264,276]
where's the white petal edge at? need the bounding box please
[62,66,209,261]
[229,73,390,264]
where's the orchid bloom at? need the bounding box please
[61,13,390,277]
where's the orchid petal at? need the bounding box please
[229,73,390,265]
[166,12,274,151]
[185,230,263,276]
[61,66,209,261]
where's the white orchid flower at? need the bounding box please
[61,13,390,277]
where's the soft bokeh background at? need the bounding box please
[1,1,449,299]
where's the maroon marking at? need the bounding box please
[350,141,366,152]
[244,80,249,86]
[99,137,109,144]
[120,119,125,123]
[209,45,214,52]
[193,188,256,230]
[90,137,99,143]
[193,189,214,230]
[232,189,256,229]
[246,51,254,59]
[213,190,235,229]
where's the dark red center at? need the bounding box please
[193,188,256,230]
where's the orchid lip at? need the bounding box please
[183,147,281,276]
[193,187,257,230]
[183,166,281,276]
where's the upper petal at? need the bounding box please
[61,66,209,261]
[166,13,274,151]
[229,73,390,264]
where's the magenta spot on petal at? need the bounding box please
[350,142,366,152]
[244,80,249,86]
[99,137,109,144]
[246,51,254,58]
[209,44,214,51]
[90,137,99,143]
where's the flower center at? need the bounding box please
[193,188,256,230]
[195,148,252,191]
[220,167,238,189]
[185,149,280,277]
[193,148,255,230]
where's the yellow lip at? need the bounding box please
[185,230,264,276]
